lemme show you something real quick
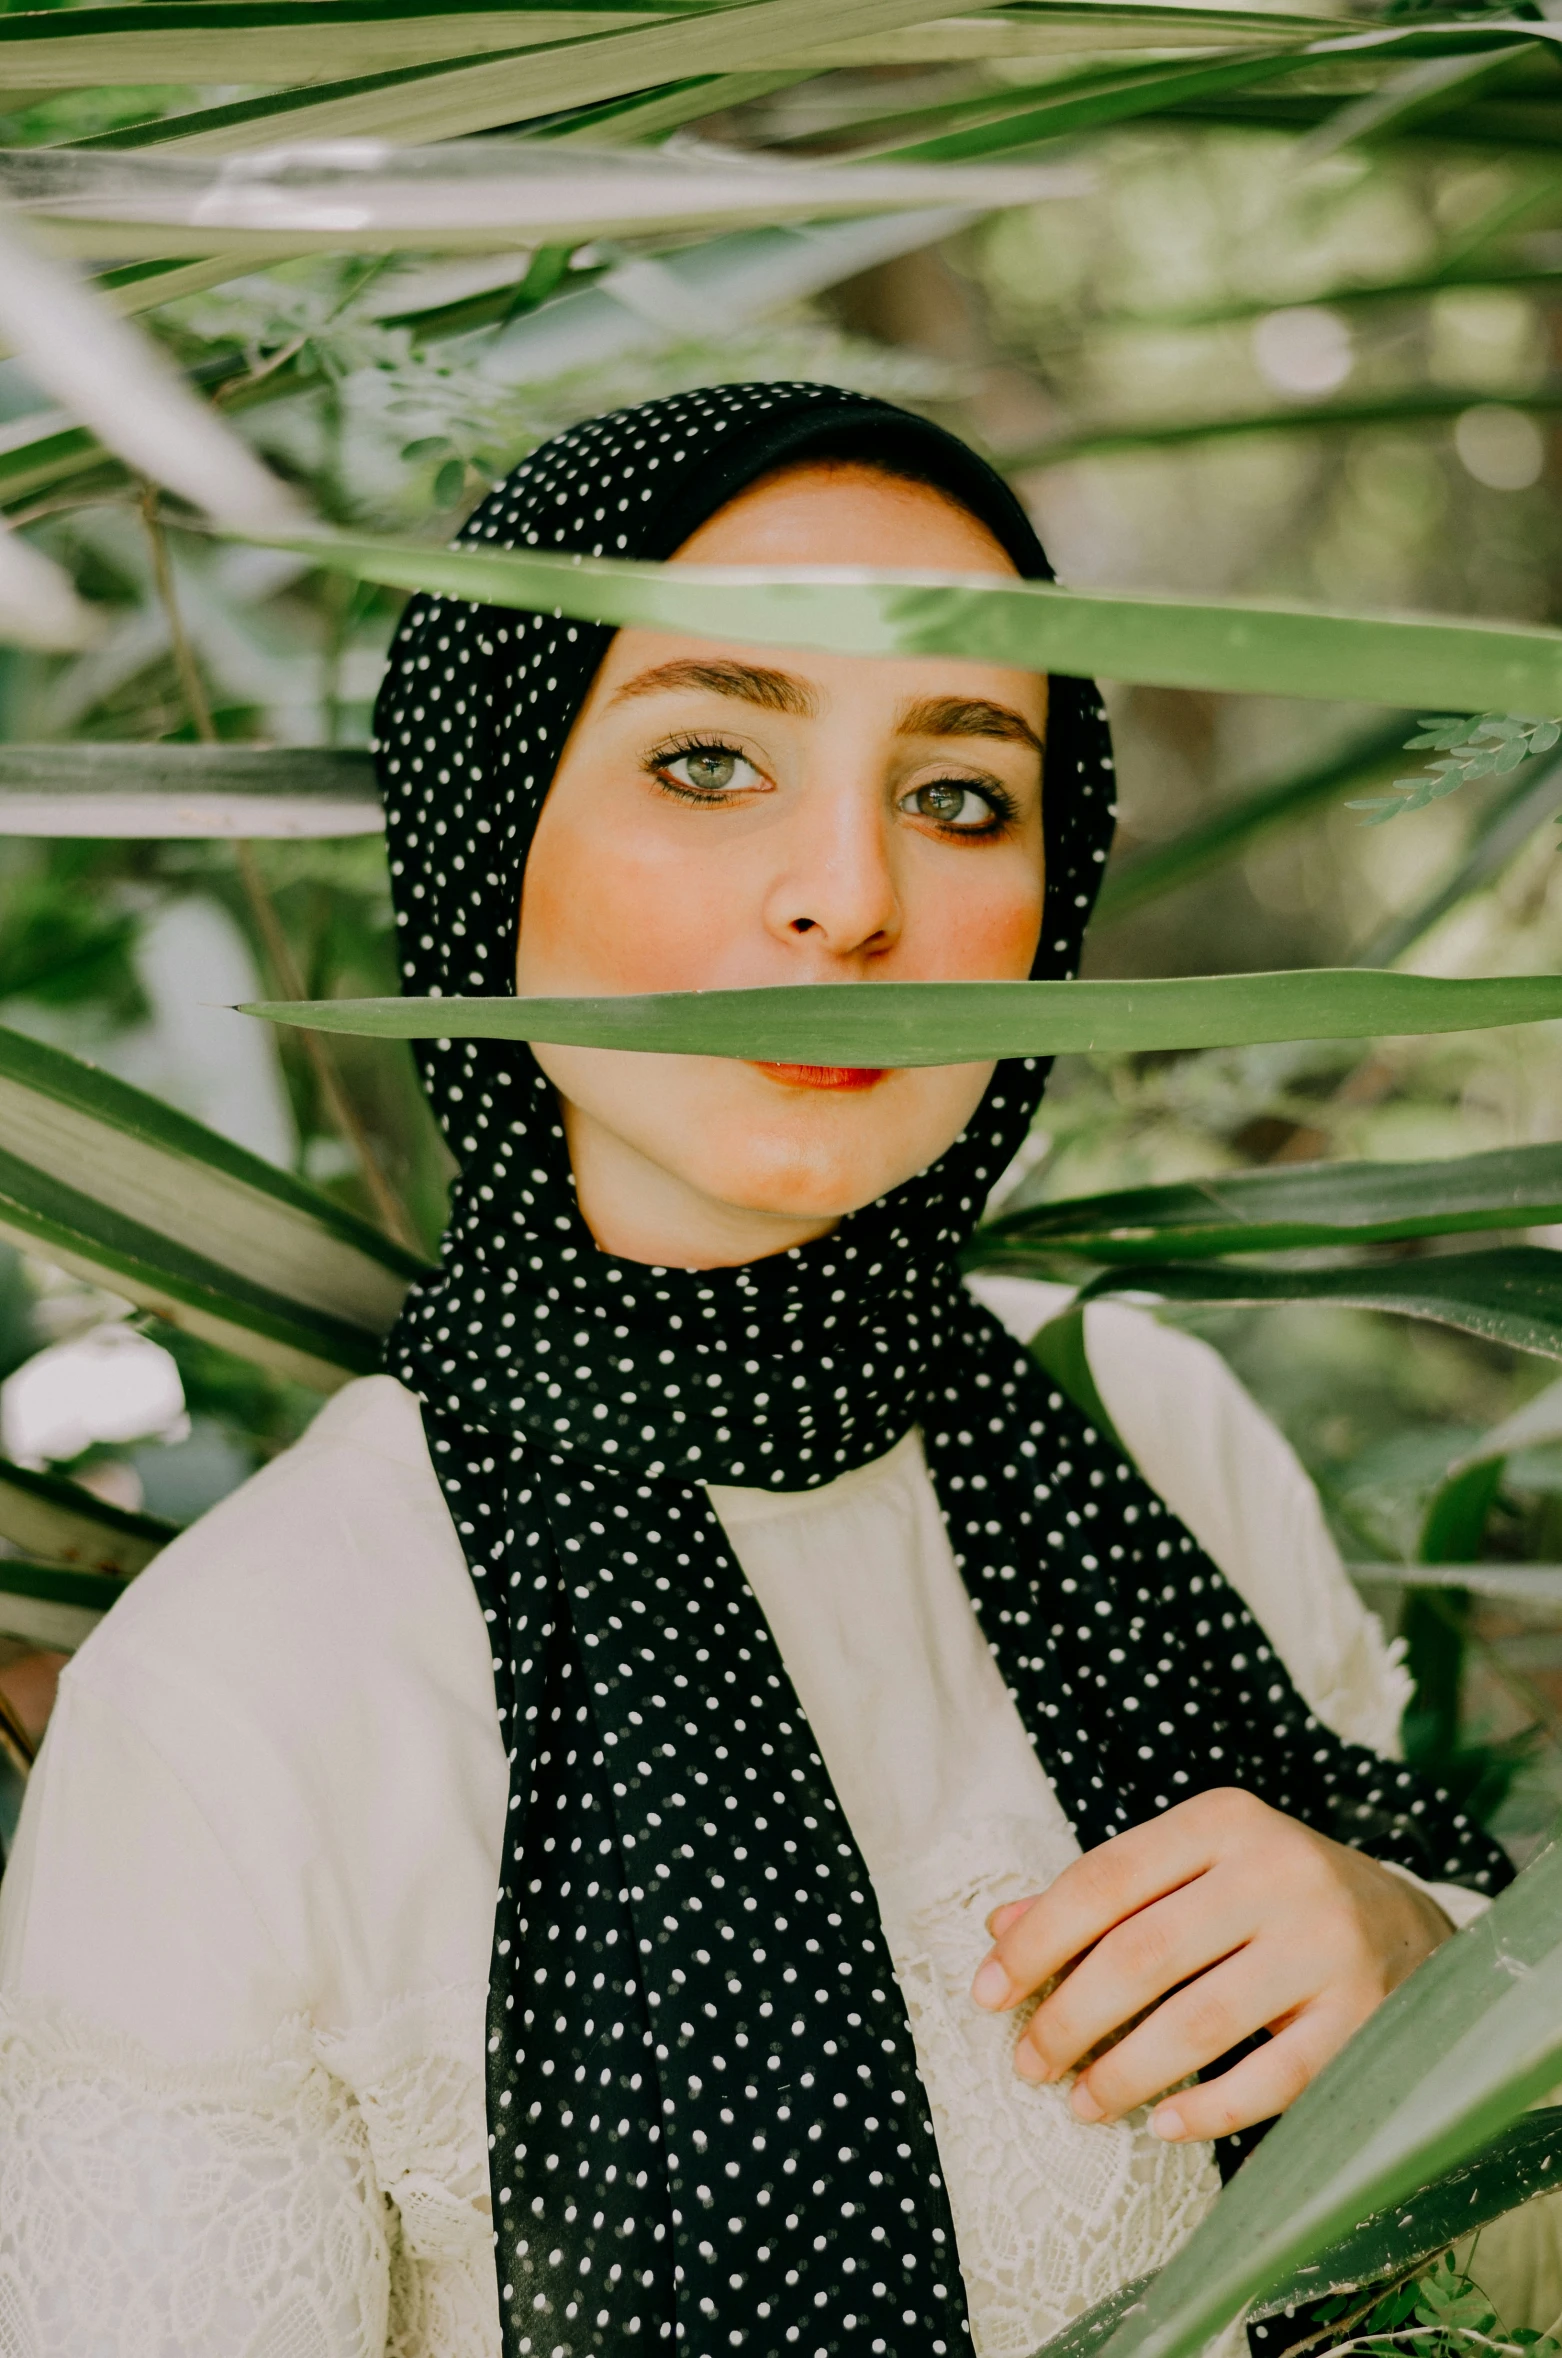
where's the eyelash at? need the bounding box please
[646,734,763,803]
[906,775,1017,837]
[644,734,1019,837]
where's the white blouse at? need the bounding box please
[0,1278,1475,2358]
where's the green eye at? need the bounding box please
[656,744,760,797]
[681,749,738,791]
[905,781,998,829]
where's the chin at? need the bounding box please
[675,1123,911,1225]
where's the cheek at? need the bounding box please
[519,801,743,992]
[916,869,1044,982]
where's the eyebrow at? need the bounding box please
[897,694,1045,758]
[609,659,818,715]
[608,661,1043,758]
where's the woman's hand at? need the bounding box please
[970,1786,1454,2142]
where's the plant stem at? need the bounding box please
[140,482,214,742]
[138,489,422,1257]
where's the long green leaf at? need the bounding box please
[1095,722,1408,923]
[1354,754,1562,970]
[67,0,984,153]
[0,410,106,509]
[1091,259,1562,336]
[808,1,1356,64]
[1157,87,1562,153]
[0,0,1358,86]
[1082,1246,1562,1361]
[1037,2109,1562,2358]
[973,1141,1562,1266]
[0,216,302,536]
[244,972,1562,1061]
[1088,1841,1562,2358]
[1025,387,1562,468]
[1,210,986,512]
[0,744,381,837]
[0,1458,172,1577]
[1350,1563,1562,1604]
[13,144,1081,263]
[839,21,1545,160]
[0,0,674,88]
[829,47,1327,160]
[0,1558,131,1653]
[0,1024,424,1391]
[1296,40,1544,165]
[261,524,1562,711]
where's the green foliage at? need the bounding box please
[247,971,1562,1059]
[1352,715,1562,825]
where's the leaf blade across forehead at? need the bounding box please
[265,526,1562,711]
[242,971,1562,1061]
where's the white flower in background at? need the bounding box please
[0,1324,188,1469]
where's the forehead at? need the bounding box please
[674,462,1023,578]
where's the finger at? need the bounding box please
[985,1897,1039,1942]
[973,1789,1266,2010]
[1017,1871,1260,2085]
[1052,1944,1321,2118]
[1145,2005,1356,2143]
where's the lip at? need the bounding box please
[751,1062,889,1092]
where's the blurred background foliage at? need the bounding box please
[4,13,1562,1850]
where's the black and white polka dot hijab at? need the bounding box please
[375,383,1506,2358]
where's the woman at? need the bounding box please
[0,382,1506,2358]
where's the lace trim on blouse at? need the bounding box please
[0,1990,497,2358]
[877,1815,1225,2358]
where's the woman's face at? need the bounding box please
[516,462,1047,1269]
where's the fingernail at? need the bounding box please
[985,1900,1031,1940]
[1014,2040,1047,2084]
[1150,2105,1185,2142]
[971,1957,1011,2010]
[1070,2081,1104,2122]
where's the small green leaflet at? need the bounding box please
[1349,712,1562,824]
[243,971,1562,1063]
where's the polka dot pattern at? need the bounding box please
[372,385,1511,2356]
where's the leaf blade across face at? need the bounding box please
[1080,1247,1562,1361]
[242,972,1562,1061]
[263,525,1562,712]
[972,1141,1562,1265]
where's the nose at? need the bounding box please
[762,784,902,965]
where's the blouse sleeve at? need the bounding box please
[0,1670,395,2358]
